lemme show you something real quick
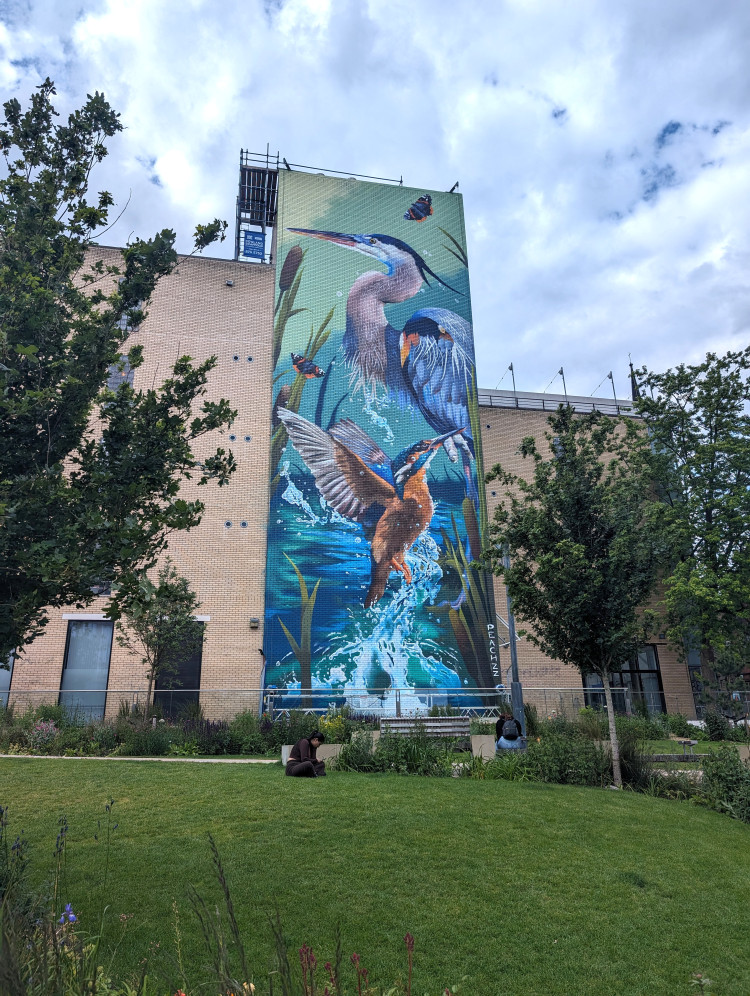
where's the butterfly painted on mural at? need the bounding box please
[403,194,433,222]
[291,353,325,378]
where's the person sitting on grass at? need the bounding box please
[286,730,326,777]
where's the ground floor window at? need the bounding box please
[153,624,204,719]
[583,646,666,716]
[59,620,114,721]
[0,653,13,708]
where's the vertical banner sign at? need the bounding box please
[242,230,266,259]
[264,172,497,712]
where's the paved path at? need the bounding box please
[0,754,278,764]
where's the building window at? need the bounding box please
[583,645,666,716]
[0,653,14,708]
[59,621,114,721]
[153,623,205,720]
[106,355,134,392]
[115,288,143,333]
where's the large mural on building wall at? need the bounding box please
[263,171,498,712]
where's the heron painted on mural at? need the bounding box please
[286,229,477,501]
[277,407,462,607]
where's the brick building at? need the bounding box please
[1,164,698,721]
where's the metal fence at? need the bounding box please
[477,389,637,417]
[1,685,689,724]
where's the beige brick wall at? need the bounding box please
[11,248,275,718]
[479,408,586,716]
[479,405,696,719]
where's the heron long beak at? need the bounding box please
[400,331,419,366]
[287,228,359,247]
[428,427,466,450]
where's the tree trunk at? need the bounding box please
[601,671,622,789]
[146,671,154,714]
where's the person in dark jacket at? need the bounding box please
[286,731,326,777]
[495,713,523,751]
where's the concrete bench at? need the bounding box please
[380,716,471,738]
[670,736,699,756]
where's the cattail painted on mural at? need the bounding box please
[279,244,303,292]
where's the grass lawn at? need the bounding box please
[1,758,749,996]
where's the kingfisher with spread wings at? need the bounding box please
[278,408,461,607]
[286,228,477,503]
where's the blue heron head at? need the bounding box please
[287,228,462,294]
[399,313,455,365]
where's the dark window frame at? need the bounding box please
[0,652,14,708]
[583,645,666,715]
[153,622,205,719]
[59,619,114,722]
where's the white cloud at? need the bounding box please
[1,0,750,394]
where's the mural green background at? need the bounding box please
[263,171,498,712]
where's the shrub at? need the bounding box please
[666,713,694,738]
[228,710,268,754]
[262,711,320,751]
[701,745,750,822]
[334,729,380,771]
[704,710,731,742]
[118,724,172,756]
[55,726,96,756]
[89,724,118,755]
[469,719,495,735]
[524,702,541,737]
[484,751,531,781]
[181,719,242,755]
[614,714,667,742]
[640,770,701,802]
[428,704,458,717]
[577,707,607,740]
[318,707,348,743]
[34,704,68,726]
[523,732,612,787]
[727,721,750,743]
[177,700,205,723]
[335,728,455,776]
[26,720,59,754]
[617,728,653,790]
[544,714,580,738]
[375,728,456,776]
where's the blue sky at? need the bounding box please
[1,0,749,397]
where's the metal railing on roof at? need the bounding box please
[477,389,637,417]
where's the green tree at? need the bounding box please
[636,349,750,718]
[484,407,664,788]
[0,79,234,661]
[110,560,204,703]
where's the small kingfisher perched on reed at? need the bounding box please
[277,408,463,607]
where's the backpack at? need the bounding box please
[501,719,519,740]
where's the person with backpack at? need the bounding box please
[495,713,523,751]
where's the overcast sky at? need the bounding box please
[1,0,749,397]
